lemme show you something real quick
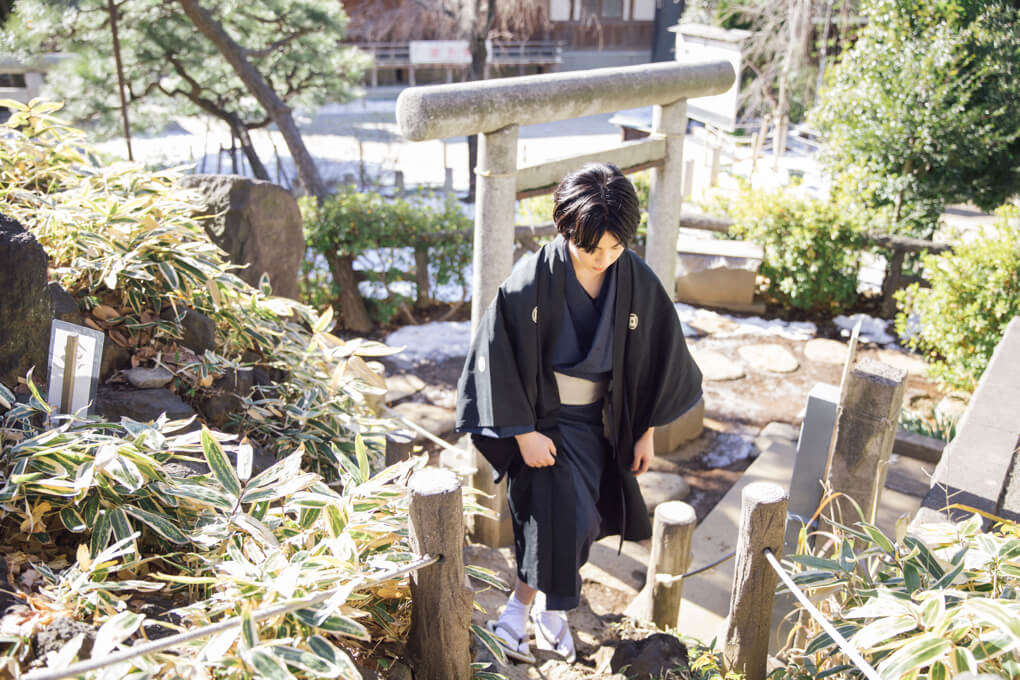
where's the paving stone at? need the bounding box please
[803,338,848,364]
[637,471,690,514]
[687,316,741,336]
[877,348,929,376]
[123,366,174,389]
[386,373,426,403]
[737,344,799,373]
[689,348,744,381]
[391,401,456,440]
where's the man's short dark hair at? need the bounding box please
[552,162,640,252]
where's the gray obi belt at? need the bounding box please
[553,371,608,406]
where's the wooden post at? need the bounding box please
[824,358,907,525]
[60,334,79,414]
[624,501,696,628]
[385,429,414,466]
[414,247,431,309]
[722,482,788,680]
[394,170,405,198]
[444,167,454,196]
[407,468,474,680]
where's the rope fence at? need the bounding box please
[24,553,441,680]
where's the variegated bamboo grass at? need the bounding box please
[23,554,440,680]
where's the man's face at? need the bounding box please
[568,231,625,276]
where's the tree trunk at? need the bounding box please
[463,0,496,203]
[176,0,371,330]
[226,115,271,181]
[326,252,373,334]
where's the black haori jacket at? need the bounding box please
[456,236,703,544]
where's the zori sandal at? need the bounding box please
[531,608,576,664]
[485,619,536,664]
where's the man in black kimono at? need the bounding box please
[457,163,702,664]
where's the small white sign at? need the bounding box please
[47,320,105,416]
[409,40,472,65]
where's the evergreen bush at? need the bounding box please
[711,187,864,314]
[895,208,1020,390]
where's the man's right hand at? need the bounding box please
[514,431,557,468]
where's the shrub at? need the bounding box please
[0,99,392,475]
[710,187,865,314]
[776,508,1020,679]
[302,189,472,323]
[894,208,1020,390]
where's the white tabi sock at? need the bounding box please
[496,592,530,641]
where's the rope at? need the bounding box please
[24,553,441,680]
[654,550,736,586]
[763,548,881,680]
[384,407,465,457]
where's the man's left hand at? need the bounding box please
[631,428,655,475]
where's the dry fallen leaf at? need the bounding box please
[91,304,121,323]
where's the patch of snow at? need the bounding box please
[675,303,817,340]
[384,321,471,366]
[702,432,755,468]
[833,314,896,345]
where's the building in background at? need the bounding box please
[341,0,668,85]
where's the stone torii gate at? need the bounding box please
[396,60,735,545]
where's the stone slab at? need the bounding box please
[803,338,847,365]
[385,373,427,403]
[391,402,456,441]
[123,366,174,389]
[785,383,839,550]
[737,344,799,373]
[690,348,745,381]
[637,471,691,514]
[654,397,705,454]
[876,348,928,376]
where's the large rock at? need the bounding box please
[610,633,690,679]
[179,175,303,299]
[95,387,197,429]
[0,214,52,389]
[674,237,763,310]
[199,368,264,428]
[48,283,83,326]
[162,307,217,355]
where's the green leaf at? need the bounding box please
[325,505,346,538]
[164,479,236,511]
[307,636,362,680]
[964,598,1020,643]
[466,564,510,591]
[202,427,241,498]
[859,522,897,555]
[92,611,144,658]
[355,434,369,484]
[851,614,917,650]
[903,536,945,580]
[788,554,844,572]
[952,646,976,674]
[877,634,951,679]
[270,645,335,676]
[247,647,296,680]
[240,473,318,505]
[233,512,279,548]
[60,507,87,533]
[0,382,14,409]
[294,609,370,640]
[240,611,258,652]
[123,505,189,545]
[90,510,113,557]
[471,623,509,666]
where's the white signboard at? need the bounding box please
[46,320,104,416]
[409,40,472,65]
[674,27,747,132]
